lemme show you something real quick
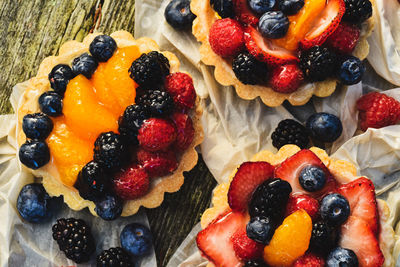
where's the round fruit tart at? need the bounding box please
[16,30,203,220]
[196,145,395,267]
[191,0,375,106]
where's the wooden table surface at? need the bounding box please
[0,1,217,266]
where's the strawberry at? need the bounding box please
[196,211,248,267]
[300,0,345,50]
[339,216,384,267]
[113,164,149,200]
[164,72,196,111]
[326,22,361,54]
[170,112,195,152]
[274,150,337,199]
[269,63,304,93]
[293,252,325,267]
[209,18,245,58]
[244,26,299,65]
[228,161,275,212]
[233,0,259,26]
[338,177,378,234]
[286,194,319,220]
[137,148,178,178]
[138,118,177,152]
[356,92,400,131]
[231,228,264,260]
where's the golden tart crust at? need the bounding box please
[16,31,204,217]
[191,0,376,107]
[200,145,395,267]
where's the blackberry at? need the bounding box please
[118,104,150,144]
[249,178,292,221]
[52,218,95,263]
[74,161,110,201]
[245,259,269,267]
[300,46,337,82]
[94,132,128,170]
[211,0,235,18]
[310,220,337,254]
[343,0,372,24]
[136,90,174,117]
[48,64,75,95]
[97,247,133,267]
[129,51,170,87]
[232,52,268,85]
[271,119,310,149]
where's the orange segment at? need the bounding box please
[92,46,140,117]
[263,210,312,266]
[271,0,326,51]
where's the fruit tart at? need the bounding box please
[196,145,395,267]
[16,30,203,219]
[191,0,375,106]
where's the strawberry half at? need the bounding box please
[228,161,275,212]
[300,0,345,50]
[340,216,384,267]
[338,177,379,235]
[233,0,259,26]
[274,149,337,199]
[244,26,299,65]
[196,211,248,267]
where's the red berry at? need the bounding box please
[113,164,149,200]
[138,118,177,152]
[231,229,264,260]
[171,112,195,152]
[165,73,196,111]
[356,92,400,131]
[293,252,325,267]
[137,148,178,178]
[209,18,245,58]
[270,64,304,93]
[286,194,319,220]
[326,22,360,54]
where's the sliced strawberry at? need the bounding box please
[244,26,299,65]
[286,193,319,220]
[338,177,378,235]
[339,216,384,267]
[233,0,259,26]
[231,228,264,260]
[294,252,325,267]
[274,150,337,199]
[300,0,345,50]
[228,161,275,212]
[196,211,248,267]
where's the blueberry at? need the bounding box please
[306,113,343,143]
[94,194,123,221]
[299,165,326,192]
[278,0,305,15]
[38,91,63,117]
[258,11,289,39]
[248,0,276,14]
[71,53,98,79]
[89,35,117,62]
[22,113,53,140]
[48,64,75,95]
[17,183,58,223]
[165,0,196,30]
[320,193,350,226]
[327,247,359,267]
[120,223,153,257]
[338,56,366,85]
[246,216,274,244]
[211,0,235,18]
[19,140,50,169]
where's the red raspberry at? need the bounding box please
[270,64,304,93]
[171,112,195,152]
[231,229,264,260]
[113,164,149,200]
[165,73,196,111]
[137,148,178,178]
[286,194,319,220]
[356,92,400,131]
[326,22,360,54]
[209,18,245,58]
[293,252,325,267]
[138,118,177,152]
